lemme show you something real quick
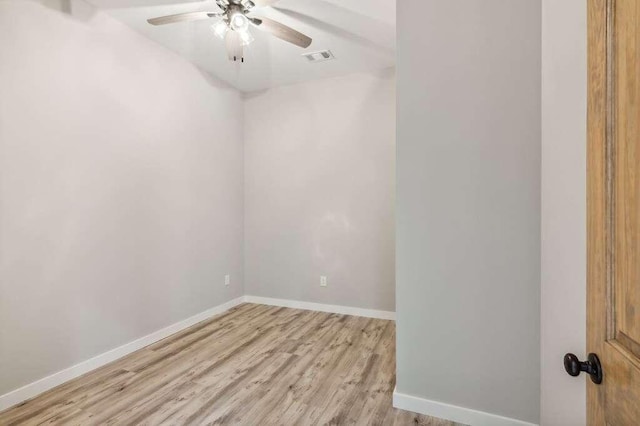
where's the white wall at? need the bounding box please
[396,0,541,424]
[2,2,584,424]
[244,70,396,312]
[0,0,244,396]
[540,0,587,424]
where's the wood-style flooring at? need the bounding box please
[0,303,461,425]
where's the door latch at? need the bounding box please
[563,353,603,384]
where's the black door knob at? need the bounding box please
[563,353,603,384]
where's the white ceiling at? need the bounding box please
[87,0,396,92]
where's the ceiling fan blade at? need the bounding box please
[147,12,222,26]
[250,17,312,48]
[251,0,281,7]
[225,31,245,62]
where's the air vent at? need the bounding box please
[303,50,335,63]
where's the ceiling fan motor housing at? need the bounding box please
[218,0,254,12]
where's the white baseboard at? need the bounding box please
[0,295,395,413]
[0,296,245,412]
[393,387,538,426]
[243,295,396,320]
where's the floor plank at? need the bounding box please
[0,303,463,426]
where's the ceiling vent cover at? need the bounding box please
[303,50,335,63]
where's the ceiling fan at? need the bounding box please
[147,0,312,62]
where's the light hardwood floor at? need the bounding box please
[0,303,462,425]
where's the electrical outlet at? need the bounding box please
[320,276,327,287]
[225,274,230,286]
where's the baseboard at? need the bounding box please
[393,387,538,426]
[0,296,245,412]
[243,295,396,320]
[0,295,394,412]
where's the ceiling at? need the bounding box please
[86,0,396,92]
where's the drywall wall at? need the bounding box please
[244,70,396,312]
[0,0,244,396]
[396,0,541,424]
[541,0,587,424]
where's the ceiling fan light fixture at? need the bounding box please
[212,20,229,39]
[230,13,249,32]
[238,29,255,46]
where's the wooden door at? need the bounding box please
[588,0,640,424]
